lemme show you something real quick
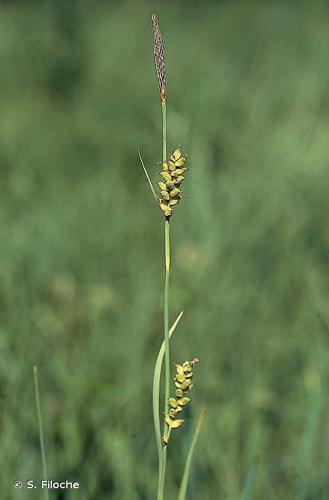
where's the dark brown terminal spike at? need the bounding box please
[151,14,167,104]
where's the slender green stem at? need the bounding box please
[162,101,169,421]
[158,100,169,500]
[33,366,49,500]
[162,101,167,161]
[163,219,170,417]
[158,220,170,500]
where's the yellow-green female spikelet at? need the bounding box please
[162,358,199,446]
[158,147,188,218]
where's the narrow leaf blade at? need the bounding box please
[138,148,158,203]
[153,311,184,480]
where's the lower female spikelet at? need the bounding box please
[158,146,187,218]
[162,358,199,446]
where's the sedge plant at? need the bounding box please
[140,14,205,500]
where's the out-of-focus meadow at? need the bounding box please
[1,1,329,498]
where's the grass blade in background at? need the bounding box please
[241,459,258,500]
[295,389,322,500]
[33,366,49,500]
[178,406,205,500]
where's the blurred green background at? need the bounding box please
[1,0,329,499]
